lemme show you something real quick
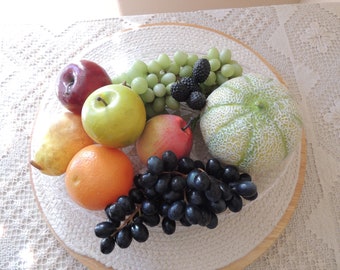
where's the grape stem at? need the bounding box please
[163,168,202,177]
[110,205,141,237]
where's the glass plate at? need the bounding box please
[30,23,304,270]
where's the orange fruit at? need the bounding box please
[65,144,134,210]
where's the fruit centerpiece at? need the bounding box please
[29,23,304,270]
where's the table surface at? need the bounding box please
[1,2,339,270]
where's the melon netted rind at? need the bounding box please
[199,73,302,177]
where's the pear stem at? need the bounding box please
[96,96,108,106]
[30,160,43,170]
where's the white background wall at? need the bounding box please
[0,0,338,26]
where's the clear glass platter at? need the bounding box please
[30,23,305,270]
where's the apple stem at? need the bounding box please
[96,96,108,106]
[181,116,199,131]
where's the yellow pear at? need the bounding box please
[30,111,93,176]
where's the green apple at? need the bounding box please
[81,84,146,148]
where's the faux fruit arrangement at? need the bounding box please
[30,47,302,255]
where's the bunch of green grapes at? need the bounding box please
[111,48,243,118]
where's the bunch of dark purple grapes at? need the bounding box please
[95,151,258,254]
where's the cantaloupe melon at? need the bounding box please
[199,73,302,176]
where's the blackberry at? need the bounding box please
[186,91,206,110]
[192,58,211,83]
[170,82,191,102]
[180,77,201,93]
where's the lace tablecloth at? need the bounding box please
[1,2,339,269]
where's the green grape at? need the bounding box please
[146,73,159,88]
[127,71,144,84]
[173,51,188,66]
[186,54,199,66]
[153,83,167,97]
[112,72,129,84]
[145,103,157,118]
[111,74,124,84]
[131,77,148,94]
[231,62,243,77]
[219,49,232,64]
[200,83,214,97]
[140,88,155,103]
[221,64,235,78]
[216,71,228,86]
[204,71,217,86]
[158,70,166,79]
[165,82,174,96]
[111,78,120,84]
[110,47,243,119]
[179,65,193,77]
[209,59,221,72]
[165,95,180,110]
[160,72,176,86]
[147,60,162,74]
[131,60,148,75]
[152,97,166,113]
[207,47,219,60]
[157,53,171,69]
[166,63,180,75]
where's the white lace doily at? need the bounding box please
[30,24,303,270]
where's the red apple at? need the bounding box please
[136,114,193,164]
[57,59,112,114]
